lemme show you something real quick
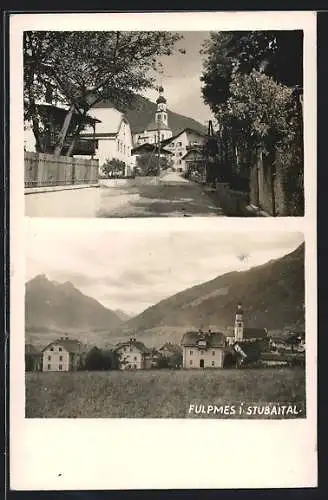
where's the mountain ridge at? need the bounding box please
[94,94,207,136]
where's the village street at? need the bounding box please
[25,171,226,217]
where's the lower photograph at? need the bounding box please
[24,227,306,419]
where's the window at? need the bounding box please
[212,351,215,356]
[212,361,215,367]
[59,364,62,370]
[134,364,137,369]
[59,347,62,352]
[178,141,182,146]
[190,350,193,355]
[190,360,193,366]
[134,356,137,361]
[47,364,51,370]
[59,356,63,361]
[50,347,54,351]
[117,140,120,151]
[48,355,51,361]
[179,152,183,156]
[161,134,164,140]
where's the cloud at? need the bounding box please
[25,227,304,314]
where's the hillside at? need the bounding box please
[93,94,207,136]
[114,244,305,344]
[25,275,123,333]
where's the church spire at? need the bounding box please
[155,85,168,127]
[234,303,244,342]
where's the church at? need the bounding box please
[133,86,173,146]
[133,86,206,173]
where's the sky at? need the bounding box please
[25,228,304,317]
[142,31,213,125]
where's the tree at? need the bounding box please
[84,346,114,370]
[24,31,183,155]
[201,30,303,114]
[136,153,172,176]
[102,158,126,178]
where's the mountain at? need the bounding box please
[25,275,123,333]
[114,309,133,321]
[114,244,305,345]
[93,94,207,136]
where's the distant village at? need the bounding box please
[25,304,305,373]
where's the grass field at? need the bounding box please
[25,368,305,419]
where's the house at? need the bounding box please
[24,102,100,156]
[181,330,226,369]
[41,336,85,372]
[114,338,151,370]
[181,145,207,181]
[133,86,173,146]
[25,344,42,371]
[82,107,135,176]
[158,342,181,359]
[160,128,206,173]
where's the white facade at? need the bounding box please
[163,129,206,172]
[86,108,135,176]
[42,343,70,372]
[133,127,172,146]
[182,346,224,369]
[116,344,144,370]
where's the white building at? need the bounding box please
[114,338,150,370]
[161,128,206,173]
[181,330,226,369]
[226,303,268,345]
[41,337,84,372]
[133,86,173,146]
[83,107,135,176]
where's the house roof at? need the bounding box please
[181,149,205,161]
[131,143,173,155]
[25,344,40,355]
[161,127,206,146]
[36,103,101,125]
[42,338,84,354]
[159,343,182,353]
[243,327,268,339]
[88,108,129,136]
[114,340,151,354]
[181,331,226,348]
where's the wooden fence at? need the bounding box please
[24,152,99,188]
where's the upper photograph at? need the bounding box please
[24,30,304,218]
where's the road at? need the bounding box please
[25,171,225,218]
[97,171,225,217]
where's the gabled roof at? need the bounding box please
[114,340,151,354]
[42,338,84,354]
[159,343,182,353]
[181,149,205,161]
[243,327,268,339]
[87,108,129,136]
[161,127,206,146]
[181,331,226,348]
[131,143,173,155]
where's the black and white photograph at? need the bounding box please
[23,29,304,218]
[10,11,316,491]
[24,227,306,419]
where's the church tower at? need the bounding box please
[155,85,168,128]
[234,303,244,342]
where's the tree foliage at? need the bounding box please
[101,158,127,178]
[136,152,172,176]
[24,31,183,154]
[201,30,303,113]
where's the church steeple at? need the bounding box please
[234,303,244,342]
[155,85,168,127]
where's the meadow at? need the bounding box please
[25,368,305,419]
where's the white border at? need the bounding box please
[10,11,317,490]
